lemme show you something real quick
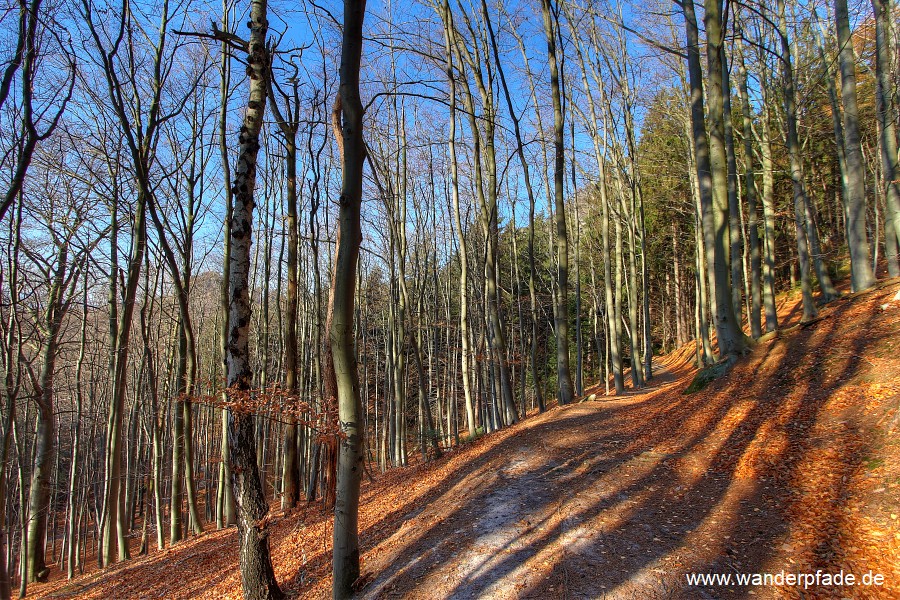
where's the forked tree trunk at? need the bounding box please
[451,8,517,425]
[102,189,145,566]
[440,4,479,430]
[484,0,545,412]
[26,244,68,583]
[681,0,729,357]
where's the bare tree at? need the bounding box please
[331,0,367,595]
[541,0,575,403]
[221,0,282,595]
[0,0,74,224]
[834,0,876,291]
[871,0,900,277]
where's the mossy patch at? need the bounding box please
[683,355,738,394]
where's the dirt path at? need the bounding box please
[356,284,900,599]
[359,360,780,599]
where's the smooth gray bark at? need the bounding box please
[735,29,762,339]
[776,0,824,321]
[872,0,900,277]
[331,0,366,595]
[835,0,876,291]
[541,0,575,404]
[703,0,747,357]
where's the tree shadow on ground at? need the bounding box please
[40,283,896,599]
[350,284,895,600]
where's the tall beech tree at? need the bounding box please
[331,0,367,595]
[834,0,876,291]
[702,0,746,357]
[541,0,575,404]
[871,0,900,277]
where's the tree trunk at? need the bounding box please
[721,45,744,326]
[757,100,779,331]
[776,0,819,321]
[442,17,479,430]
[702,0,746,357]
[26,241,71,582]
[541,0,575,404]
[872,0,900,277]
[599,97,625,393]
[217,0,236,528]
[224,0,282,596]
[170,323,186,544]
[835,0,876,290]
[484,0,544,412]
[102,187,145,565]
[269,84,301,510]
[735,29,762,339]
[0,206,22,599]
[331,0,367,595]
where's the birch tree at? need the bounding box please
[221,0,282,595]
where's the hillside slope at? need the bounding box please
[37,279,900,599]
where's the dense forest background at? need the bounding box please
[0,0,898,596]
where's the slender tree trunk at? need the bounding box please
[678,73,712,364]
[541,0,575,404]
[170,322,186,544]
[703,0,746,357]
[331,0,366,595]
[270,97,301,510]
[484,0,544,412]
[735,29,762,339]
[721,45,744,325]
[224,0,282,596]
[442,18,476,426]
[776,0,819,321]
[757,101,779,331]
[102,187,145,565]
[682,0,718,357]
[26,242,71,583]
[574,189,584,395]
[66,279,88,578]
[597,92,624,393]
[835,0,876,290]
[139,265,165,551]
[452,7,517,425]
[0,206,22,599]
[617,173,643,387]
[217,0,236,529]
[814,11,852,259]
[872,0,900,277]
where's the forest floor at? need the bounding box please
[32,278,900,599]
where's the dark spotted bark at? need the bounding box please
[224,0,282,597]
